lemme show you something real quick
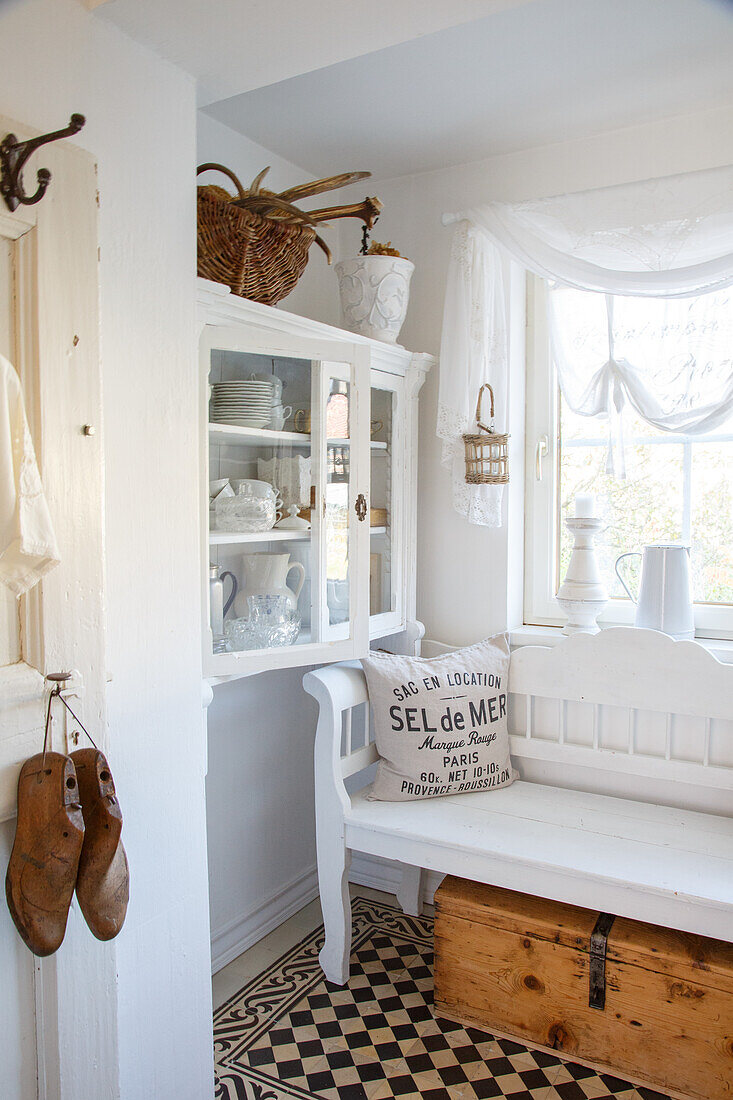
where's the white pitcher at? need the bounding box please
[615,543,694,640]
[234,552,305,617]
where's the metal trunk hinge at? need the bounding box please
[589,912,616,1010]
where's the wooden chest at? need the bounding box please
[434,877,733,1100]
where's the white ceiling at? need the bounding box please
[201,0,733,178]
[94,0,529,107]
[94,0,733,180]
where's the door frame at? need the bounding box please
[0,113,115,1100]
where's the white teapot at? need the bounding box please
[234,552,305,617]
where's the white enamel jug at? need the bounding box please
[614,543,694,640]
[234,552,305,617]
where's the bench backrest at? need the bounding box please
[303,629,733,815]
[508,628,733,793]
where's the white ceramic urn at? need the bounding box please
[335,255,414,345]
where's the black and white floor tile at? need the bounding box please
[213,896,670,1100]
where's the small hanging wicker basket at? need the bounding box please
[463,383,509,485]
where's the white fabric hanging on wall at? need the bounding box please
[0,355,60,595]
[438,222,508,528]
[439,164,733,523]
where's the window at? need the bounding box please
[524,276,733,638]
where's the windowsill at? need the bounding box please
[509,624,733,665]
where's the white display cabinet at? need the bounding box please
[198,278,432,681]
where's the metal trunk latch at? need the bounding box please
[589,912,616,1010]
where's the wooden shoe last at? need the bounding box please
[5,752,85,956]
[71,749,129,940]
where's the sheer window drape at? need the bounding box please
[439,164,733,525]
[551,286,733,476]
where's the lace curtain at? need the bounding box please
[439,164,733,524]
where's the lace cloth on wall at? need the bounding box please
[439,164,733,523]
[438,223,507,527]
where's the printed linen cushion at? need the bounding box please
[362,634,515,802]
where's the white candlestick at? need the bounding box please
[574,492,596,518]
[556,516,608,634]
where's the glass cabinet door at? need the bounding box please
[369,371,406,637]
[201,325,370,678]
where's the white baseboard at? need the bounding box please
[210,856,442,974]
[349,852,444,905]
[210,863,319,974]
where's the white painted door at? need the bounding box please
[0,113,107,1100]
[0,201,41,1100]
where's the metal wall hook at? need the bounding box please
[42,671,99,759]
[0,114,85,212]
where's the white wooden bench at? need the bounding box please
[303,627,733,985]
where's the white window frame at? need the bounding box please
[523,274,733,641]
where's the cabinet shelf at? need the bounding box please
[209,529,310,546]
[210,527,385,546]
[209,422,387,450]
[209,423,308,447]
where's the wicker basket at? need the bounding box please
[197,163,316,305]
[463,383,509,485]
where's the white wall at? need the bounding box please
[0,3,213,1097]
[205,668,321,970]
[356,103,733,646]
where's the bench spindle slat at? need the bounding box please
[343,710,352,756]
[592,703,600,750]
[665,713,672,761]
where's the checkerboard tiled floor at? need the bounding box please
[213,896,671,1100]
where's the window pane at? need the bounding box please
[554,283,733,610]
[326,378,350,627]
[370,384,394,616]
[559,402,685,600]
[691,442,733,604]
[208,350,313,653]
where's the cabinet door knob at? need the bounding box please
[355,493,367,521]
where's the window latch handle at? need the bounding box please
[535,434,549,480]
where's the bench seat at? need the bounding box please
[346,781,733,943]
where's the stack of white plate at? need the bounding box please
[210,380,275,427]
